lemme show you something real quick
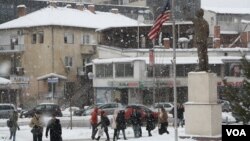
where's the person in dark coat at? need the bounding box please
[8,111,20,141]
[145,112,155,136]
[46,113,62,141]
[130,108,142,138]
[116,110,127,140]
[177,103,185,127]
[96,111,110,141]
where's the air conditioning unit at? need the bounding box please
[79,71,85,76]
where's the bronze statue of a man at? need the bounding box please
[193,8,209,72]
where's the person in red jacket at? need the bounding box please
[90,107,99,140]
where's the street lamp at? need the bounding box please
[137,11,144,51]
[88,72,95,105]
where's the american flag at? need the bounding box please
[147,0,171,40]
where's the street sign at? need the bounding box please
[47,77,58,83]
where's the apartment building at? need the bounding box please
[0,3,140,107]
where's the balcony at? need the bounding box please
[0,44,25,53]
[80,44,96,54]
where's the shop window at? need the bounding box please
[209,64,221,76]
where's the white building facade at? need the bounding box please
[92,45,250,105]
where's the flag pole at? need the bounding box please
[171,0,178,141]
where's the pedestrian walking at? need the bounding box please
[145,112,155,137]
[90,107,99,140]
[8,110,20,141]
[177,103,185,127]
[96,111,110,141]
[158,107,169,135]
[45,113,62,141]
[130,108,142,138]
[29,111,45,141]
[112,109,119,141]
[116,110,127,140]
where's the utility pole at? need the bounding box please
[171,0,178,141]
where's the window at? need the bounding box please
[224,63,242,77]
[176,64,196,77]
[64,33,74,44]
[65,56,73,67]
[95,64,113,78]
[209,64,221,76]
[32,33,36,44]
[38,32,44,43]
[82,34,90,45]
[115,63,133,77]
[147,65,169,77]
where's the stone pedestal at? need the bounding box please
[184,72,221,137]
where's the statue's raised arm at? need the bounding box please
[193,8,209,72]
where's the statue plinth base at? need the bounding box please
[184,72,222,137]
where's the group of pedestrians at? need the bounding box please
[90,105,171,141]
[7,110,62,141]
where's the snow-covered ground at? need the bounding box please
[0,112,237,141]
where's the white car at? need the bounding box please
[62,106,80,117]
[153,102,174,112]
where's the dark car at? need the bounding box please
[124,104,158,125]
[20,103,62,118]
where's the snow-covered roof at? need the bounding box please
[201,0,250,14]
[0,77,11,85]
[0,6,141,30]
[92,56,227,65]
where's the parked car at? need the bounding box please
[153,102,174,112]
[62,106,80,117]
[124,104,158,125]
[0,103,16,119]
[82,103,123,116]
[20,103,62,118]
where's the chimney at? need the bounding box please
[76,3,84,11]
[163,38,170,48]
[111,8,119,14]
[17,5,26,17]
[214,25,220,48]
[88,5,95,13]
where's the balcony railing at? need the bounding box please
[80,44,96,54]
[0,44,25,52]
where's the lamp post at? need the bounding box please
[88,72,95,105]
[137,11,144,51]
